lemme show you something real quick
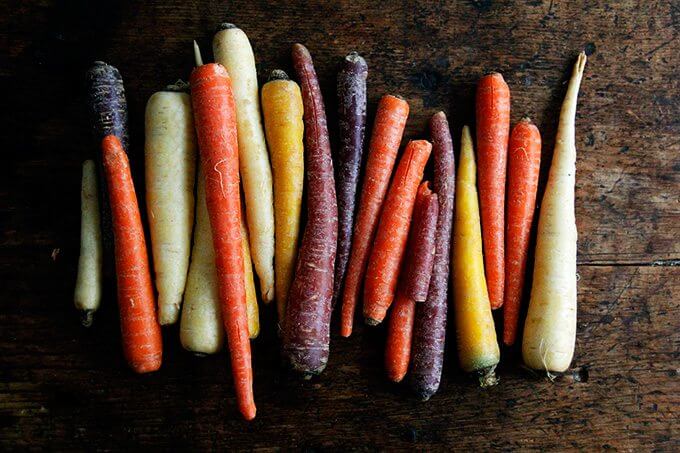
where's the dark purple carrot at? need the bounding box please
[404,183,439,302]
[86,61,130,267]
[283,44,338,377]
[409,111,455,401]
[332,52,368,308]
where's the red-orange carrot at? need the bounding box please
[190,43,255,421]
[503,118,541,345]
[101,135,162,374]
[340,95,409,337]
[385,182,438,382]
[364,140,432,325]
[476,72,511,310]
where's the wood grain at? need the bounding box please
[1,0,678,450]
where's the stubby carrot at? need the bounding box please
[523,53,587,374]
[340,95,409,337]
[190,42,255,421]
[476,72,510,310]
[452,126,500,386]
[283,44,338,376]
[260,70,304,325]
[385,183,438,383]
[503,118,541,346]
[101,135,162,374]
[363,140,432,325]
[410,112,455,401]
[333,52,368,307]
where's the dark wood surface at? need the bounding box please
[2,0,679,450]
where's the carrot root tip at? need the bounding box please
[79,309,94,328]
[477,366,499,388]
[364,317,380,327]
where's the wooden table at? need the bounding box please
[2,0,678,450]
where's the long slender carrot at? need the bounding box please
[523,53,587,373]
[452,126,500,386]
[340,95,409,337]
[363,140,432,325]
[503,118,541,346]
[410,112,455,401]
[283,43,338,376]
[385,183,438,383]
[101,135,162,374]
[190,42,255,421]
[476,72,510,310]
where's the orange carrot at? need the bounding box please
[340,95,409,337]
[363,140,432,325]
[476,72,511,310]
[101,135,162,374]
[503,118,541,345]
[385,182,438,382]
[190,43,255,421]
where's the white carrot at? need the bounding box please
[180,171,223,354]
[522,52,587,373]
[213,23,275,303]
[145,89,197,325]
[180,169,260,353]
[74,159,103,327]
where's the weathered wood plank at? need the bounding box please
[0,0,678,450]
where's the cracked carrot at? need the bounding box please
[190,42,255,420]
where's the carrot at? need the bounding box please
[260,70,305,325]
[240,207,260,339]
[523,53,587,373]
[190,42,255,420]
[283,44,338,376]
[101,135,162,374]
[144,89,196,325]
[409,112,455,401]
[86,61,129,269]
[340,95,409,337]
[503,118,541,346]
[451,126,500,386]
[74,160,103,327]
[404,183,439,303]
[213,24,275,303]
[476,72,511,310]
[385,183,438,383]
[333,52,368,307]
[363,140,432,325]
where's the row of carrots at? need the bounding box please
[73,23,587,420]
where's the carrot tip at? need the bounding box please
[364,317,381,327]
[79,309,94,328]
[217,22,238,31]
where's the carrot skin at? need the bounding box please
[101,135,162,374]
[476,73,510,310]
[410,112,455,401]
[503,119,541,346]
[332,52,368,308]
[190,63,255,420]
[86,61,129,269]
[340,95,409,337]
[283,44,338,376]
[363,139,432,325]
[384,184,438,382]
[404,184,439,302]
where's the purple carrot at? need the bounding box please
[404,185,439,302]
[409,111,455,400]
[332,52,368,308]
[86,61,130,268]
[283,44,338,377]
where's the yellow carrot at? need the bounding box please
[452,126,500,386]
[260,70,304,325]
[522,52,587,373]
[240,208,260,339]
